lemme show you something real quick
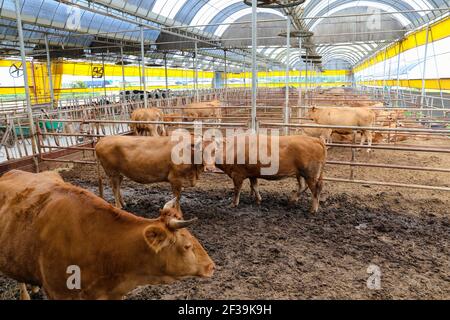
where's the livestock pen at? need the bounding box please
[1,0,450,302]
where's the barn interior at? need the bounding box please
[0,0,449,300]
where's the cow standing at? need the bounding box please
[183,100,222,122]
[130,108,166,136]
[95,136,216,212]
[216,134,327,213]
[308,106,376,152]
[0,170,214,300]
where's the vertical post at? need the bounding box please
[386,46,393,106]
[251,0,257,131]
[421,24,430,108]
[284,17,290,136]
[298,37,303,123]
[305,56,309,105]
[140,26,148,108]
[224,49,228,104]
[382,47,388,100]
[164,52,169,91]
[44,34,55,108]
[102,53,107,98]
[194,42,199,102]
[120,46,126,92]
[14,0,38,171]
[396,42,402,106]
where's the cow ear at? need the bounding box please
[143,225,170,253]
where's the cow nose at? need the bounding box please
[204,166,216,173]
[204,262,215,277]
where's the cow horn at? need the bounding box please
[168,218,198,230]
[163,198,178,210]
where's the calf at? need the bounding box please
[0,170,214,300]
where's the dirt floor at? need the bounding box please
[0,137,449,300]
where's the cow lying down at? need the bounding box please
[0,170,214,300]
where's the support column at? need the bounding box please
[298,37,303,123]
[396,42,402,106]
[251,0,257,131]
[120,46,126,92]
[140,26,148,108]
[284,17,290,136]
[305,56,309,105]
[14,0,38,171]
[102,53,107,98]
[421,24,430,108]
[164,52,169,91]
[44,34,55,108]
[194,42,199,102]
[224,49,228,104]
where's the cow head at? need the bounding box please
[142,198,215,281]
[308,106,319,121]
[201,139,218,172]
[189,139,218,172]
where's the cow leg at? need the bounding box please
[111,175,125,209]
[249,177,262,205]
[170,183,183,214]
[365,131,373,154]
[231,176,244,208]
[306,175,323,214]
[19,283,31,300]
[290,176,307,204]
[150,126,159,137]
[360,130,367,147]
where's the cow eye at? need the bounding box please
[184,244,193,251]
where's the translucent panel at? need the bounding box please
[87,13,106,32]
[191,0,241,27]
[354,37,450,82]
[21,0,43,22]
[78,10,95,33]
[124,0,143,14]
[153,0,187,19]
[50,4,70,29]
[309,1,412,30]
[215,8,285,36]
[36,1,59,25]
[0,0,18,19]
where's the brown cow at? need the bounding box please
[0,170,214,300]
[327,88,346,95]
[131,108,166,136]
[308,106,376,152]
[162,113,184,136]
[215,134,327,213]
[300,127,333,144]
[183,100,222,122]
[95,135,216,212]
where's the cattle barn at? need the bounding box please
[0,0,449,301]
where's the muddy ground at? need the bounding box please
[1,138,449,300]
